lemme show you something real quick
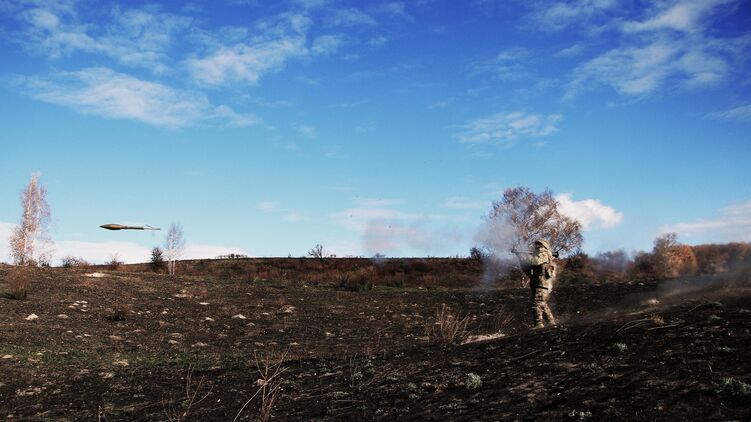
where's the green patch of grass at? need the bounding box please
[714,377,750,397]
[465,373,482,390]
[610,343,627,354]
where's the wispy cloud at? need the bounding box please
[660,200,751,242]
[455,111,562,145]
[296,125,318,137]
[10,2,192,73]
[565,0,748,99]
[706,104,751,122]
[185,14,310,86]
[556,193,623,230]
[471,48,532,80]
[622,0,734,33]
[529,0,619,32]
[442,197,487,210]
[16,67,257,128]
[257,201,308,222]
[327,8,376,27]
[311,34,345,55]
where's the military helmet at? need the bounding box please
[534,239,550,250]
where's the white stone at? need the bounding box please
[25,314,38,321]
[232,314,247,320]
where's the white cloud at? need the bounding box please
[186,36,308,86]
[660,200,751,242]
[355,198,403,207]
[565,1,748,99]
[442,197,487,210]
[623,0,734,33]
[456,112,562,145]
[556,193,623,230]
[567,37,733,97]
[55,240,151,264]
[330,207,418,231]
[311,34,344,55]
[471,49,532,81]
[12,3,192,73]
[257,201,307,222]
[17,67,256,128]
[296,125,317,137]
[257,201,282,212]
[0,221,15,263]
[328,8,376,27]
[530,0,619,31]
[707,104,751,122]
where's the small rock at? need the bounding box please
[25,314,39,321]
[199,302,210,306]
[204,317,215,322]
[168,340,179,345]
[109,335,124,342]
[192,342,208,348]
[57,314,69,319]
[232,314,247,320]
[2,355,13,360]
[85,272,106,278]
[112,359,129,367]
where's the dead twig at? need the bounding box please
[164,364,214,422]
[234,350,288,422]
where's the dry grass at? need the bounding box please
[426,304,470,346]
[163,365,214,422]
[234,351,288,422]
[2,266,31,300]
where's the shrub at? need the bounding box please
[336,268,375,292]
[2,267,31,300]
[149,247,166,272]
[61,256,90,268]
[714,377,751,397]
[465,373,482,390]
[106,253,123,271]
[426,304,469,346]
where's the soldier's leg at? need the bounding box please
[540,289,556,325]
[532,287,546,328]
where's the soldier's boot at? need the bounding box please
[532,306,545,329]
[543,306,557,326]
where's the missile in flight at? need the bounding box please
[100,224,160,231]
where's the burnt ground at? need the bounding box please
[1,266,749,421]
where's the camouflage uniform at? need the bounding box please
[526,240,556,328]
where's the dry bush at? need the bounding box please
[61,256,90,268]
[163,365,213,422]
[106,253,123,271]
[2,267,31,300]
[427,304,470,346]
[336,267,375,291]
[234,351,287,422]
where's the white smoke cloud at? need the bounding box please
[556,193,623,230]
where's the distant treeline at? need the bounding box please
[559,235,751,284]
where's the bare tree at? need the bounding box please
[485,186,583,256]
[164,223,185,276]
[307,244,325,262]
[8,173,53,266]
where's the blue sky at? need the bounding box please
[1,0,750,263]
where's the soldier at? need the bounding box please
[520,239,557,329]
